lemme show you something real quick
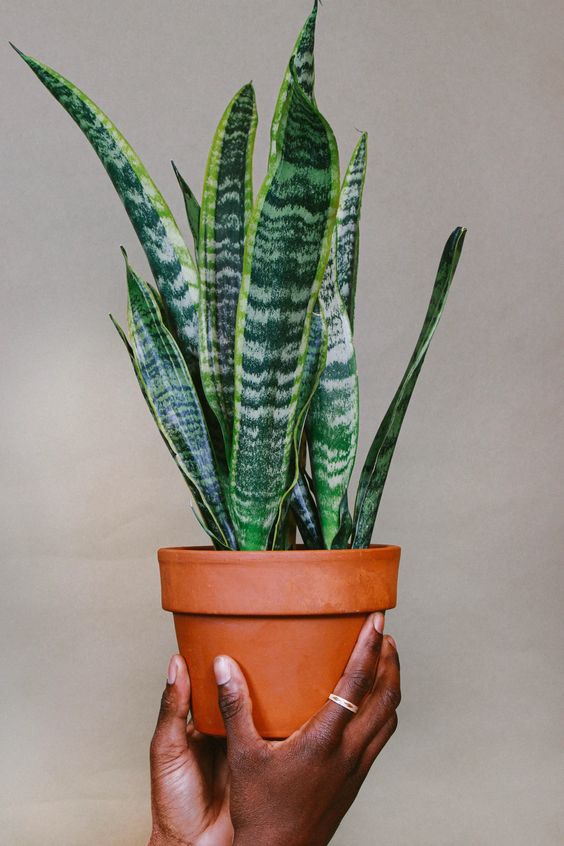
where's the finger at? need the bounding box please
[303,612,385,748]
[358,711,399,778]
[150,654,191,766]
[353,635,401,743]
[214,655,263,757]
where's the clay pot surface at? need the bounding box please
[158,544,400,738]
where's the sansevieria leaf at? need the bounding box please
[287,303,328,546]
[352,227,467,548]
[109,313,227,548]
[270,0,318,163]
[230,64,339,550]
[290,471,323,549]
[124,258,237,550]
[303,137,367,547]
[171,161,201,252]
[13,45,200,369]
[307,245,359,549]
[335,133,368,326]
[198,83,257,456]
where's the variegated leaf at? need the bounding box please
[287,305,328,546]
[198,83,257,456]
[124,259,237,550]
[352,227,467,548]
[171,161,201,252]
[230,65,339,550]
[13,45,200,368]
[335,133,368,326]
[269,0,318,163]
[291,471,323,548]
[307,244,359,549]
[109,313,227,548]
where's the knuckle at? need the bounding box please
[219,689,244,722]
[369,631,384,653]
[159,687,174,714]
[339,744,362,778]
[343,668,372,698]
[381,683,401,713]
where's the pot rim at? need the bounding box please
[158,543,400,558]
[158,544,401,616]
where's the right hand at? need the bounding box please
[215,612,400,846]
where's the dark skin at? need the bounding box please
[149,613,401,846]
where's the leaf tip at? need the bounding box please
[9,41,28,60]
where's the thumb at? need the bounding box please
[214,655,262,753]
[150,655,191,766]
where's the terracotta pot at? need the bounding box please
[158,544,400,739]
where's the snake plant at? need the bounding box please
[13,1,466,551]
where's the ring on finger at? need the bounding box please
[328,693,359,714]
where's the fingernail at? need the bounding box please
[167,655,178,686]
[373,612,385,634]
[214,655,231,686]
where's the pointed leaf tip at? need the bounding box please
[10,42,29,61]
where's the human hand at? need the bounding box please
[217,613,400,846]
[148,656,233,846]
[149,612,400,846]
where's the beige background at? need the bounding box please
[1,0,563,843]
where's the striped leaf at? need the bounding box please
[13,45,200,368]
[198,83,258,456]
[270,0,318,163]
[124,258,237,550]
[109,313,227,548]
[352,227,467,548]
[335,133,368,326]
[290,471,323,548]
[287,305,328,546]
[307,243,359,549]
[171,161,201,252]
[230,65,339,550]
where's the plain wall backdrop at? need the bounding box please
[1,0,563,843]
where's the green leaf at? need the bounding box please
[124,258,238,550]
[198,83,258,457]
[352,227,467,548]
[307,244,359,549]
[331,500,353,549]
[109,312,227,548]
[303,137,367,547]
[290,471,323,548]
[287,306,328,547]
[269,0,318,163]
[335,133,368,327]
[230,64,339,550]
[13,44,200,369]
[171,161,201,252]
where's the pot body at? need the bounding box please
[158,544,400,738]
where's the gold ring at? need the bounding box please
[328,693,359,714]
